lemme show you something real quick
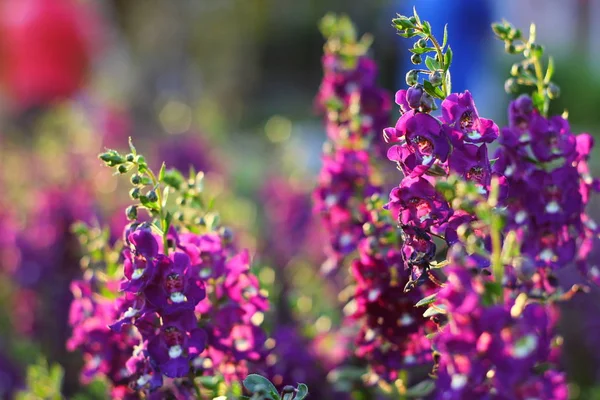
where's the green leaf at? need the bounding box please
[412,6,421,26]
[423,304,446,318]
[415,292,438,307]
[139,195,158,211]
[158,162,166,182]
[243,374,279,400]
[422,21,432,35]
[128,137,137,155]
[443,46,453,71]
[409,47,436,55]
[423,80,445,99]
[163,169,185,190]
[424,55,440,71]
[295,384,309,400]
[442,24,448,48]
[544,56,554,84]
[406,380,435,397]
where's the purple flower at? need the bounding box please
[448,143,491,193]
[385,177,452,229]
[508,94,536,135]
[529,114,576,162]
[400,226,436,267]
[144,252,205,315]
[147,315,206,378]
[386,112,449,177]
[441,91,499,144]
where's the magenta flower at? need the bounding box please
[441,91,499,144]
[385,177,452,229]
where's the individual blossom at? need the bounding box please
[448,143,491,194]
[385,177,452,230]
[529,114,576,162]
[386,111,450,177]
[441,91,499,144]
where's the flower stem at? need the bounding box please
[144,167,169,255]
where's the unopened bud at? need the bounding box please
[126,205,138,221]
[131,174,142,185]
[146,190,158,203]
[126,153,135,162]
[429,71,443,87]
[547,83,560,99]
[410,53,422,65]
[416,38,427,48]
[406,70,419,86]
[129,188,141,200]
[504,78,518,94]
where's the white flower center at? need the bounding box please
[505,165,515,177]
[123,307,139,318]
[545,201,560,214]
[539,249,555,262]
[467,131,482,140]
[368,288,381,302]
[137,374,152,387]
[339,233,354,247]
[199,267,211,279]
[398,313,414,326]
[451,374,468,390]
[169,345,183,359]
[515,211,527,224]
[170,292,186,303]
[235,338,251,352]
[421,154,433,165]
[365,329,376,341]
[132,268,145,280]
[325,194,337,207]
[513,334,538,358]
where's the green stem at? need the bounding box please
[145,168,169,255]
[532,56,548,116]
[488,178,504,303]
[428,35,448,97]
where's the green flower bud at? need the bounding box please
[117,165,128,174]
[406,69,419,86]
[416,38,427,48]
[408,16,417,24]
[410,53,422,65]
[126,153,135,162]
[146,190,158,203]
[510,63,522,76]
[429,71,443,87]
[129,188,141,200]
[99,151,125,166]
[420,92,434,112]
[547,83,560,99]
[177,197,186,206]
[173,211,184,222]
[126,205,138,221]
[130,174,142,185]
[505,43,516,54]
[504,78,518,94]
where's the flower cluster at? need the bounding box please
[385,89,499,288]
[350,203,435,381]
[494,95,600,287]
[313,15,391,274]
[433,263,567,400]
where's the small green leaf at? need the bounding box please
[128,137,137,155]
[158,162,166,182]
[163,169,185,190]
[443,46,453,71]
[423,80,445,99]
[544,56,554,84]
[415,292,438,307]
[243,374,279,400]
[442,24,448,48]
[528,23,536,44]
[422,21,432,35]
[409,47,436,55]
[412,6,421,26]
[423,304,446,318]
[406,380,435,397]
[295,384,309,400]
[424,55,440,71]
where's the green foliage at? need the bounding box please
[16,359,63,400]
[242,374,309,400]
[492,20,559,116]
[393,7,453,100]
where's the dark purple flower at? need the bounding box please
[385,177,452,229]
[529,114,576,162]
[147,315,206,378]
[400,226,436,266]
[448,143,491,193]
[144,252,205,315]
[441,91,499,144]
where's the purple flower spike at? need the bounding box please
[147,316,206,378]
[448,143,491,193]
[145,252,205,315]
[385,177,452,229]
[442,90,499,144]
